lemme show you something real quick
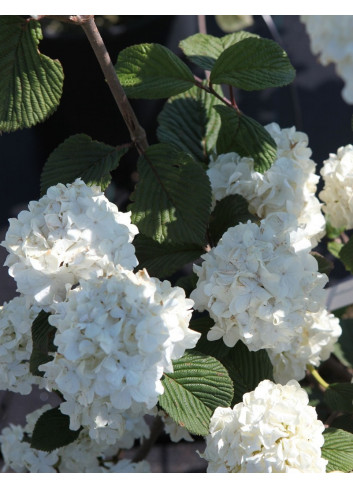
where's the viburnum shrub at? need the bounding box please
[0,14,353,473]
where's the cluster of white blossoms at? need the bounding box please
[39,267,199,444]
[319,144,353,230]
[0,296,42,395]
[191,213,328,355]
[0,405,150,473]
[267,308,341,384]
[207,122,325,248]
[199,379,328,473]
[1,178,139,310]
[301,16,353,104]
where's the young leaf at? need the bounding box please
[339,234,353,273]
[40,134,129,195]
[157,85,222,163]
[324,383,353,413]
[220,340,274,406]
[31,406,82,452]
[29,310,56,377]
[0,16,64,132]
[179,32,258,72]
[133,234,203,279]
[115,43,195,99]
[210,37,295,91]
[129,143,212,245]
[327,240,343,259]
[209,194,256,245]
[334,318,353,368]
[215,105,277,173]
[159,351,234,436]
[322,428,353,472]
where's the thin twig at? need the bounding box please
[78,15,149,154]
[132,416,164,463]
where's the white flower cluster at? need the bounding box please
[199,379,327,473]
[0,296,42,395]
[191,214,328,355]
[40,267,199,444]
[319,144,353,230]
[207,122,325,247]
[301,16,353,104]
[1,178,138,310]
[0,405,150,473]
[267,308,341,384]
[159,410,193,443]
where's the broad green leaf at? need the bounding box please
[31,406,82,452]
[115,43,194,99]
[324,383,353,413]
[0,16,63,132]
[129,143,211,245]
[322,428,353,472]
[210,37,295,91]
[133,234,203,279]
[215,105,277,173]
[334,318,353,368]
[331,414,353,434]
[179,32,258,72]
[221,340,274,406]
[40,134,129,195]
[157,85,222,163]
[215,15,254,33]
[191,315,232,360]
[339,235,353,273]
[29,310,56,377]
[311,251,334,277]
[327,240,343,259]
[209,194,256,245]
[159,351,234,436]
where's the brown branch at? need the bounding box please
[132,415,164,463]
[77,15,149,154]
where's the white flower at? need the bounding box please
[159,410,193,443]
[268,308,342,383]
[199,379,327,473]
[40,267,199,443]
[103,459,151,473]
[0,296,42,395]
[190,214,328,352]
[207,123,325,247]
[0,405,59,473]
[319,144,353,230]
[1,178,138,310]
[301,16,353,104]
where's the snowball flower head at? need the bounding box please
[200,379,327,473]
[1,178,138,310]
[40,267,200,442]
[319,144,353,230]
[207,123,325,247]
[190,213,328,352]
[301,16,353,104]
[0,296,42,395]
[267,308,342,384]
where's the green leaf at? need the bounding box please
[179,32,258,72]
[215,15,254,33]
[133,234,203,279]
[29,310,56,377]
[129,143,211,245]
[339,235,353,273]
[331,414,353,434]
[209,194,256,245]
[220,340,274,406]
[159,351,234,436]
[335,318,353,368]
[31,406,82,452]
[215,105,277,173]
[325,220,345,239]
[311,251,334,277]
[115,43,195,99]
[40,134,129,196]
[322,428,353,472]
[324,383,353,413]
[175,272,199,298]
[191,314,232,360]
[157,85,222,163]
[328,240,343,259]
[210,37,295,91]
[0,16,64,132]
